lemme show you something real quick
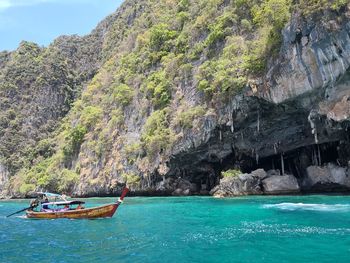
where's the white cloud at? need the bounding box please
[0,0,11,10]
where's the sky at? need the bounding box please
[0,0,123,51]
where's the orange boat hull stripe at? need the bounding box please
[26,203,119,219]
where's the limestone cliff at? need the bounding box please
[153,5,350,196]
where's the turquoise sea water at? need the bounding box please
[1,195,350,263]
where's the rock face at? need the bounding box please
[303,163,350,191]
[210,169,301,197]
[163,9,350,198]
[210,172,263,197]
[156,178,197,196]
[265,16,350,105]
[262,174,300,195]
[211,163,350,197]
[0,165,9,198]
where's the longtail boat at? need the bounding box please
[6,188,129,219]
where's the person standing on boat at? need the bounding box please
[42,197,49,210]
[29,198,40,211]
[76,204,84,210]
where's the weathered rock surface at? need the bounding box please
[156,178,197,196]
[303,163,350,191]
[262,174,300,194]
[210,169,264,197]
[164,11,350,198]
[210,169,301,197]
[0,165,9,198]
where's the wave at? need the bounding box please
[263,203,350,212]
[16,215,28,219]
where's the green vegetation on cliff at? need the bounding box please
[222,169,242,178]
[0,0,348,196]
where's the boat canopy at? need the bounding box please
[36,192,62,198]
[42,201,85,206]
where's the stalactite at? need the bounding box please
[219,130,222,141]
[141,175,145,189]
[257,111,260,133]
[314,126,319,144]
[146,174,150,188]
[281,153,285,175]
[256,151,259,165]
[308,111,319,144]
[294,159,301,178]
[273,143,278,154]
[312,147,319,166]
[317,144,322,166]
[288,162,293,175]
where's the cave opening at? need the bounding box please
[209,141,346,183]
[248,141,342,177]
[176,139,349,194]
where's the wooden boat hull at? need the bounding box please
[26,203,120,219]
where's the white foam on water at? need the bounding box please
[263,203,350,212]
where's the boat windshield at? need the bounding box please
[36,192,67,200]
[37,192,61,197]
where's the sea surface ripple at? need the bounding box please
[1,195,350,263]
